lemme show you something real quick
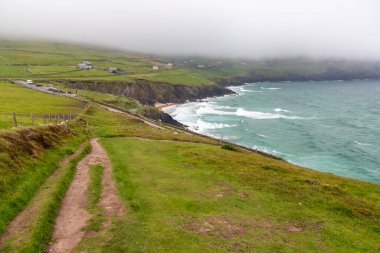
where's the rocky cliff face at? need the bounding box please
[64,63,380,107]
[138,107,186,127]
[65,79,234,105]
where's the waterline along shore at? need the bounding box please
[164,80,380,184]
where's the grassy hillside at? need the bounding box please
[2,40,378,89]
[0,81,84,128]
[72,105,380,253]
[0,125,87,234]
[0,40,215,86]
[1,40,379,252]
[0,99,379,252]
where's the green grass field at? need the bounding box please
[82,105,219,144]
[75,89,141,110]
[70,136,380,252]
[70,105,380,252]
[1,101,379,252]
[0,40,206,85]
[0,125,87,235]
[0,81,84,128]
[0,40,320,86]
[131,69,214,86]
[1,40,380,252]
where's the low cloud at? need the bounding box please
[1,0,379,59]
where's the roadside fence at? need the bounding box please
[0,112,78,129]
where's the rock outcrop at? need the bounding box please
[65,79,234,105]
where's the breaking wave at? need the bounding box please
[354,141,372,146]
[180,103,304,120]
[235,108,302,119]
[191,119,236,132]
[274,108,290,113]
[261,87,281,90]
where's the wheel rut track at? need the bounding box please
[0,142,88,246]
[48,138,123,253]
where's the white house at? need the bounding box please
[106,67,125,74]
[152,65,159,70]
[106,67,118,73]
[77,61,94,70]
[166,63,174,69]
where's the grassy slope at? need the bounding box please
[1,40,350,87]
[1,40,379,252]
[81,105,219,145]
[0,99,378,252]
[0,75,88,240]
[53,85,141,111]
[0,143,91,253]
[131,69,214,86]
[96,138,379,252]
[0,81,84,128]
[0,125,87,234]
[0,40,214,86]
[73,105,380,253]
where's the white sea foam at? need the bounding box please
[227,85,258,95]
[274,108,290,113]
[169,101,304,121]
[261,87,282,90]
[251,145,281,156]
[256,134,268,138]
[354,141,372,146]
[235,108,302,119]
[193,119,236,132]
[196,105,232,116]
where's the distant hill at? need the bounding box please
[1,39,379,104]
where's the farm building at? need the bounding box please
[106,67,125,74]
[152,65,159,70]
[166,63,174,69]
[76,61,94,70]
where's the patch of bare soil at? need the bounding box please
[48,138,123,253]
[239,192,250,199]
[97,139,124,222]
[252,219,323,234]
[203,181,236,199]
[286,222,305,232]
[187,216,245,240]
[0,142,87,245]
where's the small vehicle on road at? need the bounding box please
[48,87,59,92]
[26,80,33,84]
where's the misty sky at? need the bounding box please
[1,0,379,59]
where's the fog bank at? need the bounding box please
[1,0,379,59]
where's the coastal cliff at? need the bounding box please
[64,79,234,105]
[65,67,380,107]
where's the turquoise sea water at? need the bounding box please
[164,80,380,183]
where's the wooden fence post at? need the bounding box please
[43,114,47,125]
[48,114,51,123]
[30,113,35,125]
[12,112,18,128]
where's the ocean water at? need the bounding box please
[164,80,380,183]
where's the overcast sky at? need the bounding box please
[0,0,379,59]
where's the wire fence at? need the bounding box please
[0,112,78,129]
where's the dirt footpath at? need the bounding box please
[0,142,87,246]
[48,138,123,253]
